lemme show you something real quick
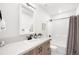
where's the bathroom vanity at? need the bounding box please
[23,39,51,55]
[0,38,51,55]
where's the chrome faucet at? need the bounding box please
[0,41,5,47]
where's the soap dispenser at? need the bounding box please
[34,33,37,39]
[27,34,33,40]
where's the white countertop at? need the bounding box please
[0,38,50,55]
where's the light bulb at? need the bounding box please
[58,10,62,13]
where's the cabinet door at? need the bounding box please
[24,40,51,55]
[32,47,38,55]
[35,46,43,55]
[43,40,51,55]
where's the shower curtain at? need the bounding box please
[66,15,79,55]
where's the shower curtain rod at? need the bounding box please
[53,16,70,21]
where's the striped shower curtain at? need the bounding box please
[66,15,79,55]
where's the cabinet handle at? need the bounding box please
[47,48,50,51]
[38,47,42,53]
[40,47,42,52]
[38,48,40,53]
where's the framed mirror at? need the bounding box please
[19,4,35,35]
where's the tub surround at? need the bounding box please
[0,37,51,55]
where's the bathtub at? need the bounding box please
[50,35,68,55]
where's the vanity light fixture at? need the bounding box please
[26,3,36,9]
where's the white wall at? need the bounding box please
[33,7,50,36]
[0,3,22,44]
[76,5,79,15]
[51,19,69,47]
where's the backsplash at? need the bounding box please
[0,34,28,45]
[0,32,44,45]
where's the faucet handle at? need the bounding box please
[0,41,5,47]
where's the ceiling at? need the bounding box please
[34,3,79,17]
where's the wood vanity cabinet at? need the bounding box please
[24,39,51,55]
[43,40,51,55]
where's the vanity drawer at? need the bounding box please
[33,46,43,55]
[42,40,51,55]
